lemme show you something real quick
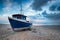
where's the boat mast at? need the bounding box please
[20,1,23,14]
[20,2,23,14]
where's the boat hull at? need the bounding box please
[8,17,32,30]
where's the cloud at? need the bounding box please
[2,0,22,15]
[31,0,51,11]
[0,0,4,14]
[49,5,56,11]
[42,10,60,19]
[2,0,12,14]
[49,1,60,11]
[11,0,31,5]
[41,0,60,19]
[57,6,60,11]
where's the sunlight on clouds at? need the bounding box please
[24,8,36,16]
[23,1,33,10]
[2,0,12,14]
[33,19,45,22]
[24,11,36,16]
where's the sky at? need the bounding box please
[0,0,60,25]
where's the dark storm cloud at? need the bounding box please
[0,0,4,14]
[49,5,56,11]
[42,1,60,19]
[11,0,31,4]
[31,0,51,11]
[0,0,8,8]
[57,6,60,11]
[56,2,60,11]
[49,1,60,11]
[42,11,60,19]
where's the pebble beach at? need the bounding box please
[0,24,60,40]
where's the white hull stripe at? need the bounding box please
[13,27,30,30]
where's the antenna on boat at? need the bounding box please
[20,3,22,14]
[20,1,23,15]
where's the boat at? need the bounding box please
[8,1,32,31]
[8,14,32,31]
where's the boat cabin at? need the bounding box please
[12,14,26,20]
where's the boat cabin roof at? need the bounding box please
[12,14,27,17]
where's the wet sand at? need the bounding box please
[0,24,60,40]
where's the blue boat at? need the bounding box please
[8,14,32,31]
[8,1,32,31]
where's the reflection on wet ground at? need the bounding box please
[0,24,60,40]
